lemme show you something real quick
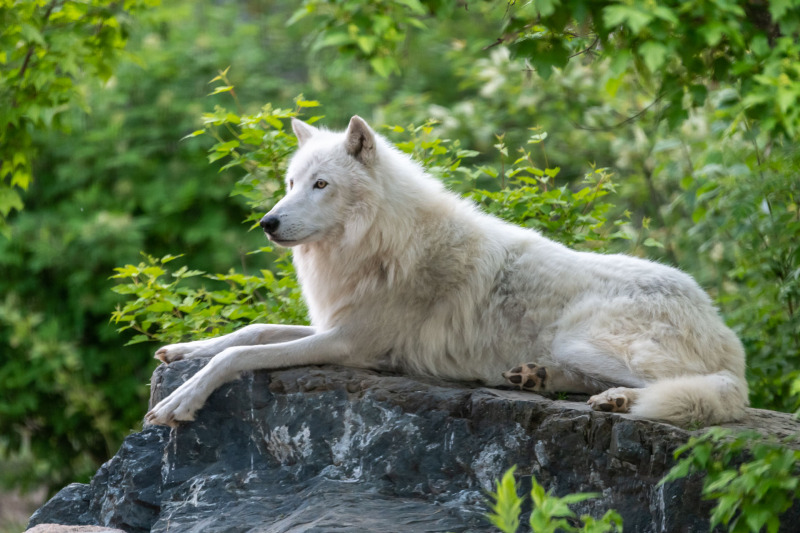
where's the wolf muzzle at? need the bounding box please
[260,215,280,235]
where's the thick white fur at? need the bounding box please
[146,116,748,428]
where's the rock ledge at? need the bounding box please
[29,359,800,532]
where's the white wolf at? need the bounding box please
[146,116,748,428]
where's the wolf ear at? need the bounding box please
[344,115,376,165]
[292,118,318,147]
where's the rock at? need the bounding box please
[29,359,800,532]
[27,525,127,533]
[27,484,94,529]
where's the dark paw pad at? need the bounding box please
[502,363,547,392]
[587,390,631,413]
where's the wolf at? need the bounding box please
[145,115,748,428]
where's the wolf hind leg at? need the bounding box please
[548,336,647,390]
[626,371,747,426]
[502,363,600,394]
[503,335,647,395]
[587,372,748,426]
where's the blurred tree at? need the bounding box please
[0,0,314,490]
[0,0,159,237]
[294,0,800,138]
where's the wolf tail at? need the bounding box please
[629,371,749,426]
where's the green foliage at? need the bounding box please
[301,0,800,138]
[0,0,316,491]
[662,429,800,533]
[487,467,623,533]
[0,0,158,236]
[466,135,629,250]
[508,0,800,136]
[0,294,120,490]
[289,0,436,78]
[387,121,635,251]
[697,151,800,412]
[388,120,480,186]
[487,467,523,533]
[110,253,305,346]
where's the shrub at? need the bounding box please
[487,467,623,533]
[661,428,800,533]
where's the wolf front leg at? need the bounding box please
[155,324,317,363]
[145,328,352,427]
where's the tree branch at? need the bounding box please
[17,0,60,81]
[568,98,663,132]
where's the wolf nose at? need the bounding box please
[260,215,280,233]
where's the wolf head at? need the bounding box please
[258,115,382,248]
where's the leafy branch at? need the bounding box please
[487,467,623,533]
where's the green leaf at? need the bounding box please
[263,115,283,129]
[605,75,623,98]
[20,23,46,46]
[777,88,796,114]
[161,254,185,264]
[609,50,632,77]
[639,41,668,73]
[286,5,313,26]
[750,35,770,58]
[533,0,560,18]
[142,266,166,278]
[295,98,320,108]
[544,167,560,178]
[528,131,549,144]
[559,491,600,504]
[369,56,396,78]
[603,5,654,34]
[486,467,523,533]
[124,335,151,346]
[110,285,138,295]
[356,35,376,54]
[181,129,206,141]
[704,470,737,493]
[0,187,24,216]
[214,140,240,152]
[209,85,234,96]
[770,0,792,20]
[395,0,427,16]
[145,301,174,313]
[530,476,547,507]
[702,22,727,47]
[313,32,352,51]
[651,5,678,25]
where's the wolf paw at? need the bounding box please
[587,388,635,413]
[155,343,201,364]
[502,363,548,391]
[145,379,206,427]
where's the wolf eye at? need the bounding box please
[288,179,294,190]
[313,179,328,189]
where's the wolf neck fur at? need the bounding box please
[294,148,459,328]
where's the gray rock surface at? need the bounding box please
[27,525,127,533]
[29,359,800,532]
